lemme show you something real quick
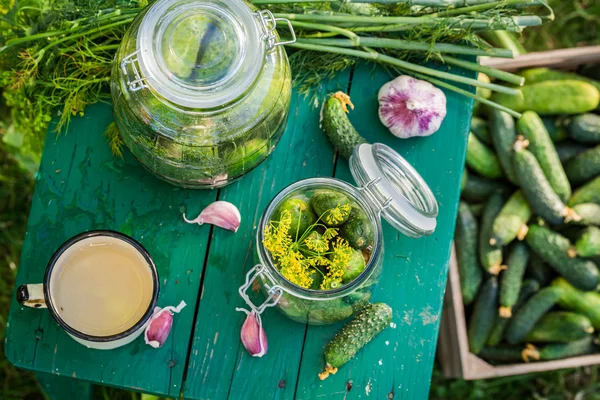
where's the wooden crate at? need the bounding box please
[437,246,600,380]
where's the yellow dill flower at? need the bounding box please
[322,228,338,241]
[320,237,353,290]
[304,231,329,253]
[324,204,351,225]
[279,250,313,288]
[263,210,293,257]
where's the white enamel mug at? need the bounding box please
[17,230,159,350]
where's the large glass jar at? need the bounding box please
[111,0,294,188]
[238,143,439,325]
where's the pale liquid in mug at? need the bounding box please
[49,235,154,337]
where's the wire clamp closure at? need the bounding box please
[256,10,296,51]
[238,264,283,315]
[121,51,148,92]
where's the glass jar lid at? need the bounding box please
[349,143,438,237]
[136,0,265,108]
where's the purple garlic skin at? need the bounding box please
[378,75,447,139]
[184,201,241,232]
[144,301,186,348]
[240,310,268,357]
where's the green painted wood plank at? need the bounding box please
[294,64,475,399]
[35,372,93,400]
[5,104,218,397]
[182,72,351,400]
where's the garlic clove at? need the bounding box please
[378,75,447,139]
[239,309,268,357]
[184,201,241,232]
[144,301,186,348]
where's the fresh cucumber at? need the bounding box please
[525,224,599,291]
[517,111,571,202]
[520,68,600,95]
[455,202,483,305]
[479,194,505,275]
[505,286,563,344]
[311,189,351,227]
[522,336,595,362]
[525,311,594,343]
[489,109,517,183]
[564,144,600,185]
[471,116,491,145]
[487,279,539,346]
[499,242,530,318]
[567,113,600,144]
[467,134,504,179]
[556,140,590,163]
[461,172,507,202]
[479,345,524,363]
[321,303,392,375]
[569,176,600,206]
[321,92,367,159]
[273,196,317,240]
[569,203,600,226]
[575,227,600,257]
[512,140,573,225]
[468,277,499,354]
[552,277,600,329]
[492,80,600,115]
[340,204,374,250]
[542,117,568,143]
[526,253,554,287]
[491,190,532,247]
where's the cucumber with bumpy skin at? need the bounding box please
[339,204,374,250]
[552,277,600,329]
[525,311,594,343]
[575,227,600,257]
[569,176,600,206]
[499,242,530,318]
[505,286,563,344]
[468,277,499,354]
[461,172,507,202]
[569,203,600,226]
[491,190,532,247]
[467,134,504,179]
[556,141,590,163]
[526,225,599,291]
[526,254,554,287]
[522,336,595,362]
[311,190,351,227]
[567,113,600,144]
[564,145,600,185]
[517,111,571,202]
[479,194,505,275]
[455,202,483,305]
[513,139,577,224]
[489,109,517,183]
[480,345,524,363]
[321,303,392,377]
[520,68,600,95]
[471,117,491,145]
[321,92,367,159]
[542,117,568,143]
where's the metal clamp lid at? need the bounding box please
[237,264,283,315]
[255,10,296,52]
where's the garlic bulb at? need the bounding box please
[378,75,447,139]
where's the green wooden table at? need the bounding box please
[5,64,473,399]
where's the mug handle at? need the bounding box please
[17,284,47,308]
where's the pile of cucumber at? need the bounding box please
[456,67,600,364]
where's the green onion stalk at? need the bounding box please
[0,0,551,163]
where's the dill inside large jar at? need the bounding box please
[111,0,292,188]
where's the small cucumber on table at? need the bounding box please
[321,92,367,159]
[517,111,571,202]
[489,108,517,183]
[525,224,599,291]
[467,134,504,179]
[461,172,507,202]
[487,279,539,346]
[575,226,600,258]
[567,113,600,144]
[564,144,600,185]
[569,203,600,226]
[526,254,554,287]
[556,140,591,163]
[471,116,491,145]
[492,80,600,115]
[320,303,392,379]
[542,117,568,143]
[525,311,594,343]
[522,336,595,362]
[455,202,483,305]
[491,190,532,247]
[512,139,577,225]
[505,286,563,344]
[480,345,524,363]
[569,176,600,206]
[479,194,505,275]
[499,242,530,318]
[553,277,600,329]
[468,277,499,354]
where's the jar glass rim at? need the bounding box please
[257,177,383,300]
